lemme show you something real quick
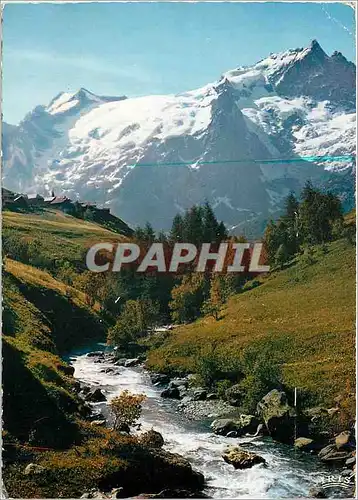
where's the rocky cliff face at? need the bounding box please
[2,41,355,233]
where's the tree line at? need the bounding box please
[263,181,352,269]
[4,185,353,354]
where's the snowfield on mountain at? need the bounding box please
[2,40,355,232]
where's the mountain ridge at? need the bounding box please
[2,40,356,233]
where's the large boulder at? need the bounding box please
[86,388,106,402]
[335,431,355,450]
[130,449,205,494]
[161,387,181,399]
[318,444,352,464]
[211,418,237,436]
[211,415,260,437]
[139,430,165,449]
[294,437,319,452]
[256,390,295,444]
[225,384,245,407]
[222,446,266,469]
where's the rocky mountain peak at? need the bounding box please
[2,41,355,233]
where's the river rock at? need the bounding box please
[211,418,237,436]
[193,389,207,401]
[125,358,141,367]
[57,364,75,376]
[226,431,238,438]
[24,463,46,476]
[169,379,189,389]
[132,449,205,493]
[100,367,118,374]
[86,388,106,402]
[222,446,266,469]
[346,456,356,468]
[179,400,237,420]
[309,486,328,498]
[225,384,244,407]
[114,358,127,366]
[318,444,352,464]
[150,373,170,385]
[253,423,266,437]
[80,384,92,394]
[139,429,165,448]
[257,389,295,444]
[335,431,354,450]
[294,437,314,451]
[206,393,218,401]
[87,351,105,358]
[211,415,259,437]
[161,387,180,399]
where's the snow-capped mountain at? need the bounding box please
[2,40,356,233]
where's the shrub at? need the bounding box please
[239,340,284,412]
[195,346,222,388]
[109,390,146,431]
[299,245,316,266]
[215,379,232,399]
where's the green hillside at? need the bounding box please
[147,237,355,414]
[2,209,129,447]
[3,208,129,267]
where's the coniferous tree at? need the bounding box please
[143,222,156,243]
[217,221,228,242]
[170,213,184,243]
[157,231,168,243]
[183,205,204,245]
[202,201,220,242]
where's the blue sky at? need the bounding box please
[3,2,356,124]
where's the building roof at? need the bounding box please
[50,196,72,205]
[14,195,28,202]
[28,193,44,200]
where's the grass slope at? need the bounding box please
[3,208,129,267]
[147,238,355,408]
[2,210,128,447]
[3,257,106,447]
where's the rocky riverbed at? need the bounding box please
[70,347,355,499]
